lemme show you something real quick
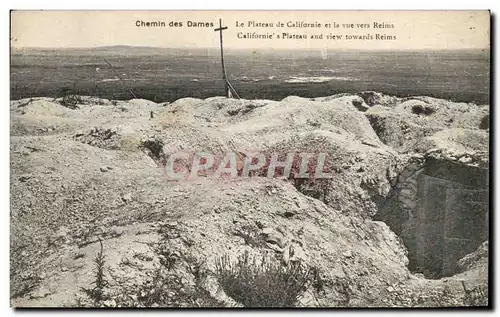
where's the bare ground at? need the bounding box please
[10,93,489,307]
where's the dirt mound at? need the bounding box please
[15,99,77,117]
[365,98,489,153]
[10,97,165,138]
[315,95,370,112]
[365,112,440,153]
[139,126,236,166]
[417,128,489,155]
[158,97,272,125]
[263,130,409,217]
[10,97,55,110]
[220,96,383,149]
[424,147,489,169]
[357,91,402,107]
[394,97,487,130]
[457,241,488,274]
[394,99,437,116]
[10,115,87,136]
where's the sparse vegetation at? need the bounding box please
[58,87,84,109]
[118,267,223,307]
[60,94,83,109]
[132,268,194,307]
[411,103,435,116]
[293,178,331,204]
[215,251,311,307]
[139,138,166,166]
[112,249,223,308]
[80,238,110,306]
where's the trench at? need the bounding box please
[140,138,167,166]
[374,156,489,279]
[138,134,489,279]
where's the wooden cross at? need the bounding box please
[214,19,229,97]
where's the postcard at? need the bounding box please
[10,10,490,308]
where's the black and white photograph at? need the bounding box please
[9,10,491,308]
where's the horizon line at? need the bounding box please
[11,45,490,52]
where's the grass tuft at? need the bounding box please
[80,238,109,306]
[215,251,311,307]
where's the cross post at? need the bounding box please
[214,19,229,97]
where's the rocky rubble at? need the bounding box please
[10,92,489,307]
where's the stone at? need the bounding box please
[262,227,274,235]
[19,174,32,182]
[290,246,307,263]
[255,220,265,229]
[122,193,133,202]
[266,242,283,253]
[459,156,472,164]
[103,299,116,307]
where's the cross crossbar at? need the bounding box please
[213,18,239,99]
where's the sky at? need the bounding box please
[10,10,490,50]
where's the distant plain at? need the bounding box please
[10,47,490,104]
